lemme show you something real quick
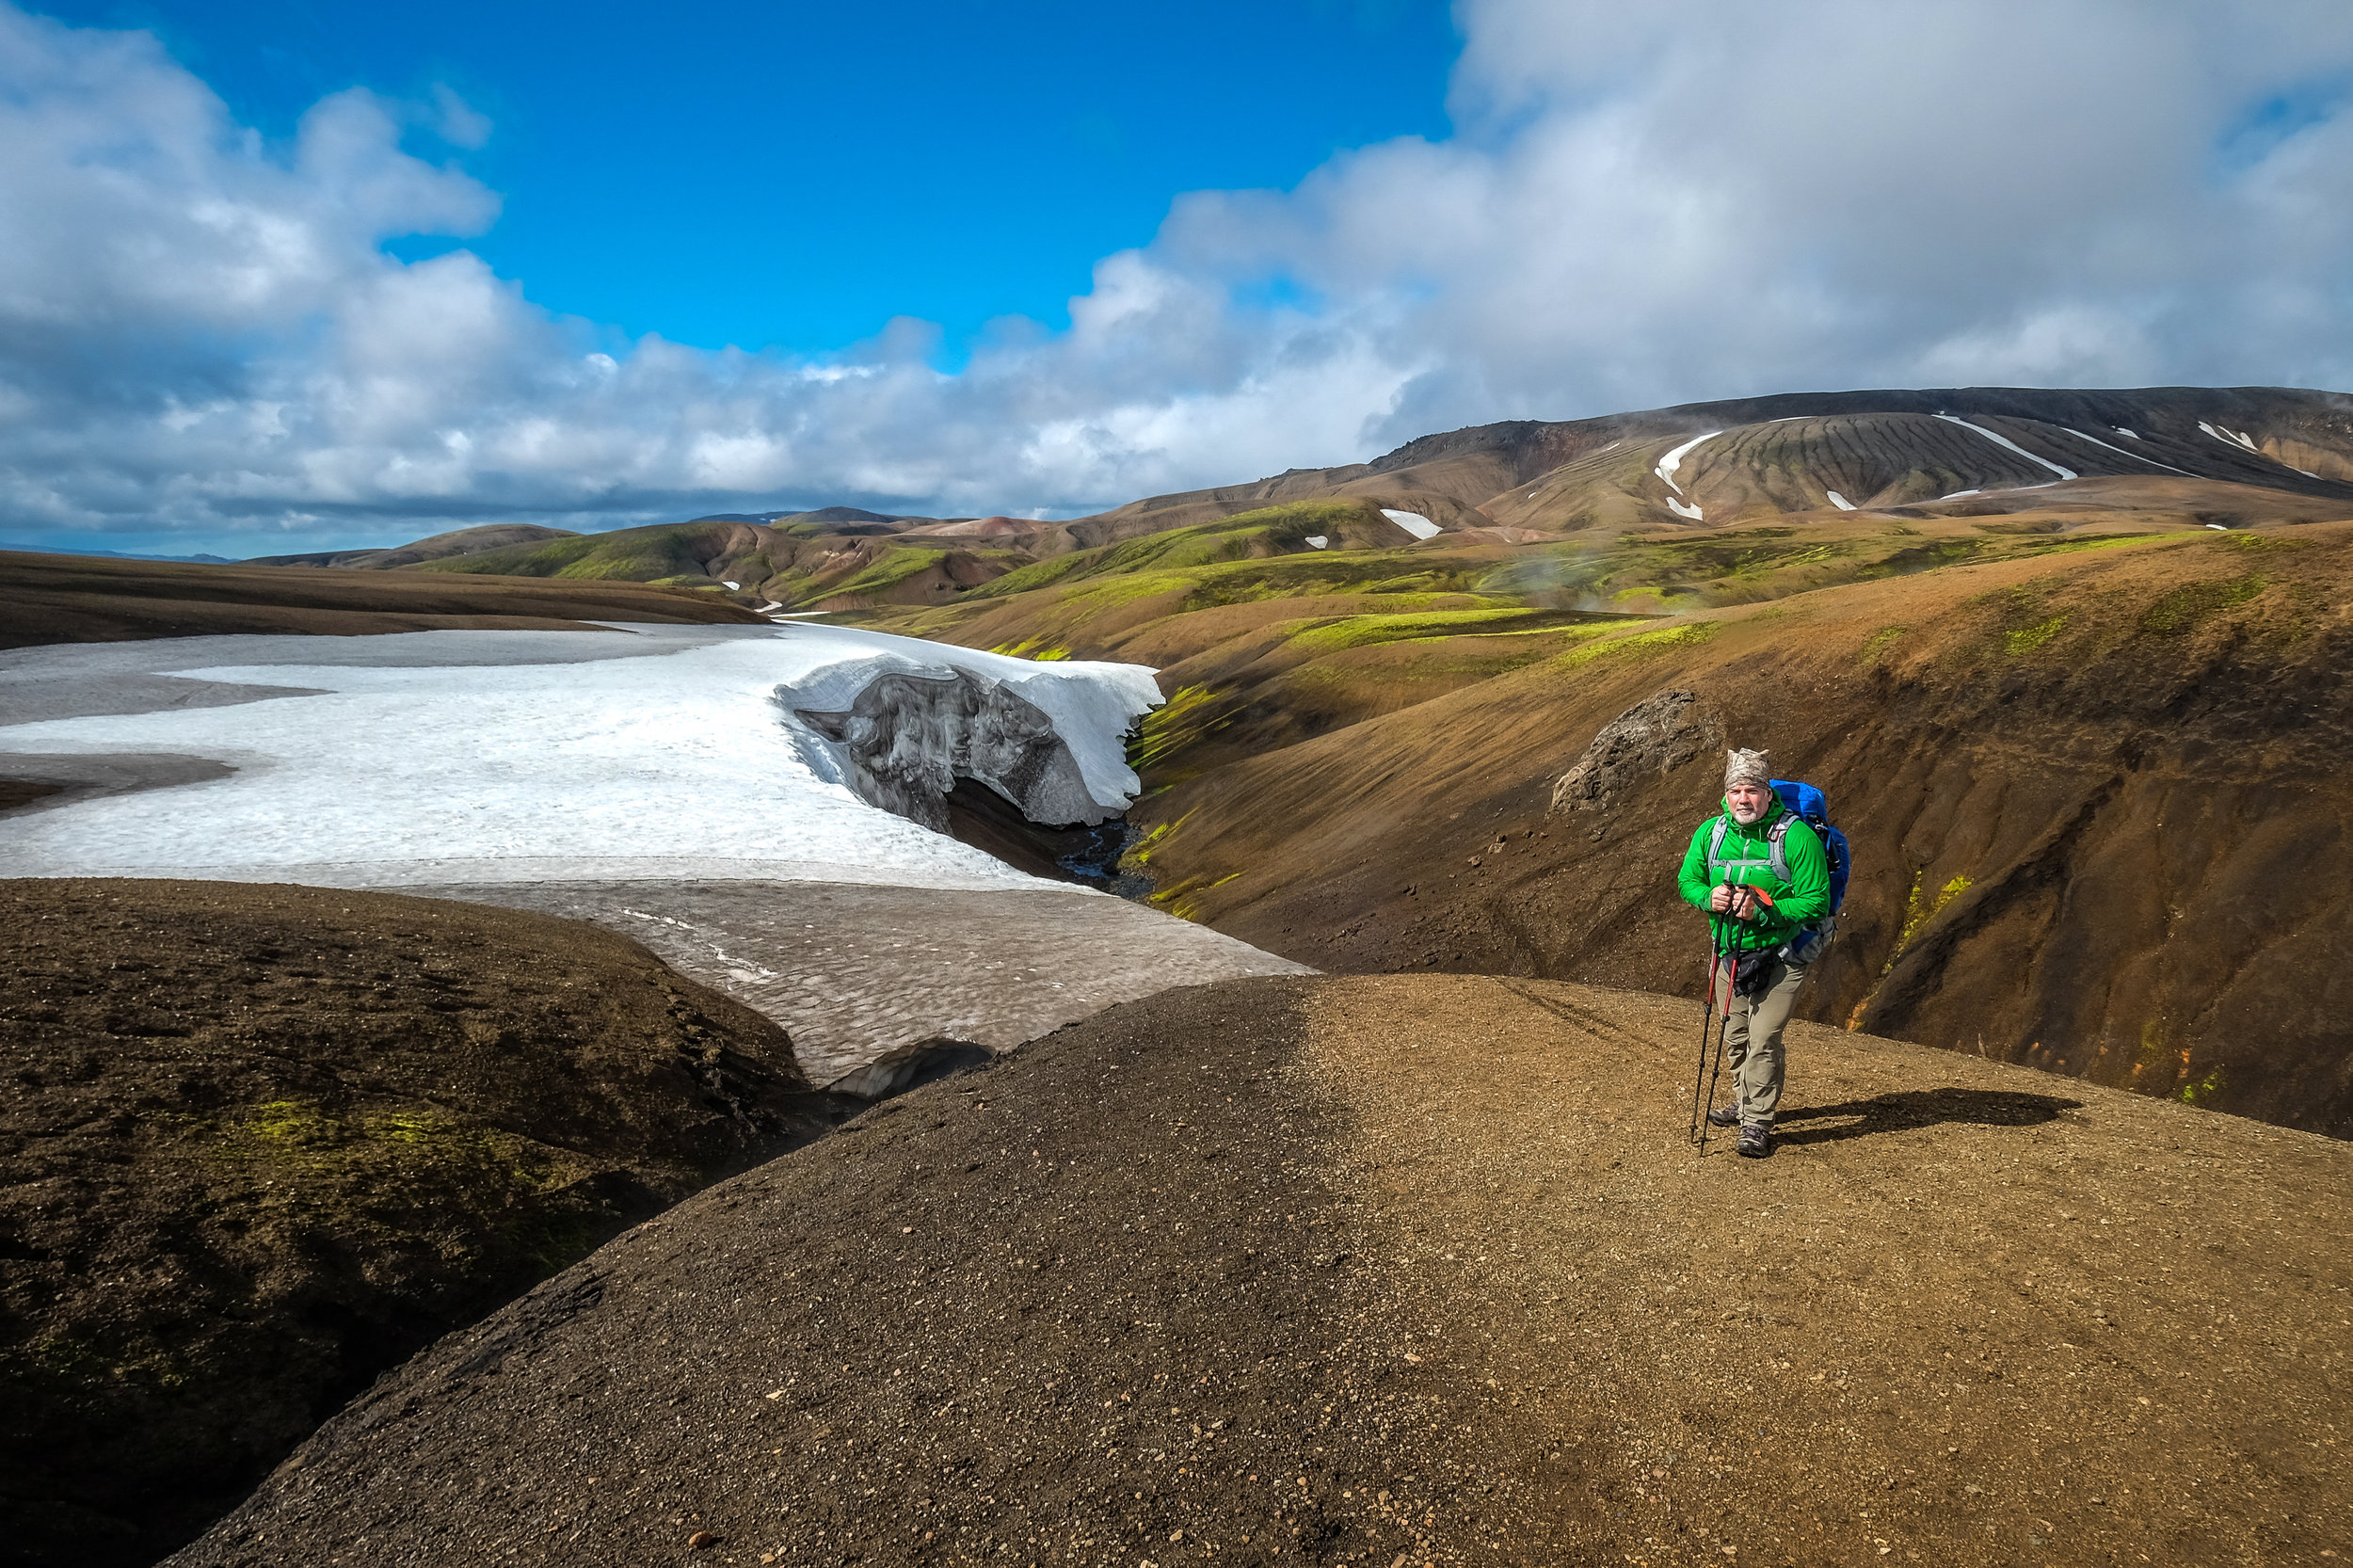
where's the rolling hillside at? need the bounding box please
[238,386,2353,613]
[857,506,2353,1140]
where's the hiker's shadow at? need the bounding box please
[1773,1087,2082,1147]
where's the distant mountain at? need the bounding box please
[1064,383,2353,540]
[2,544,235,565]
[234,387,2353,613]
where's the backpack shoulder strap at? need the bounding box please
[1767,816,1791,884]
[1707,816,1729,875]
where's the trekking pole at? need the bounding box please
[1696,886,1743,1156]
[1689,887,1730,1146]
[1689,926,1714,1144]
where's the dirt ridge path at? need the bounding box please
[171,975,2353,1568]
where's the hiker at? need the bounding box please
[1676,747,1833,1158]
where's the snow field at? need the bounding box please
[0,624,1162,891]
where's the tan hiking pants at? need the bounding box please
[1725,954,1810,1128]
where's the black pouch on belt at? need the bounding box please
[1732,950,1777,1000]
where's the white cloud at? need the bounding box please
[3,0,2352,553]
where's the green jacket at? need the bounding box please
[1676,795,1832,953]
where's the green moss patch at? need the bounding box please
[2003,616,2067,655]
[2139,575,2266,634]
[1284,607,1543,653]
[1555,620,1718,670]
[828,546,949,600]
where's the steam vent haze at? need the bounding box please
[4,4,2353,1567]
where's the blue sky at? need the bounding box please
[4,0,2352,556]
[40,0,1458,360]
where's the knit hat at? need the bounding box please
[1723,747,1771,791]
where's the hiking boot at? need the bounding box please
[1737,1124,1772,1159]
[1706,1104,1740,1128]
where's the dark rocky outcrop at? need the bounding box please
[788,667,1111,830]
[1546,688,1721,820]
[0,879,845,1568]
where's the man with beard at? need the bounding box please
[1677,747,1833,1158]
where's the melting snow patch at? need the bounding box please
[1932,415,2077,481]
[1666,498,1705,521]
[0,624,1162,891]
[1304,535,1329,550]
[2200,421,2262,454]
[1825,490,1856,511]
[1379,509,1443,541]
[2115,427,2139,439]
[2059,428,2191,476]
[723,581,741,590]
[2206,523,2231,531]
[1939,489,1981,501]
[1654,431,1721,494]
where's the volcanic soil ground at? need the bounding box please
[178,974,2353,1568]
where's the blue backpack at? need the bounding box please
[1707,778,1849,959]
[1768,778,1849,915]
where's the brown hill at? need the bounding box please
[382,518,1030,611]
[244,523,580,569]
[0,550,767,650]
[0,878,845,1568]
[168,973,2353,1568]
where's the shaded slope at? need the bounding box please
[0,550,765,650]
[172,974,2353,1568]
[0,879,844,1568]
[1120,523,2353,1137]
